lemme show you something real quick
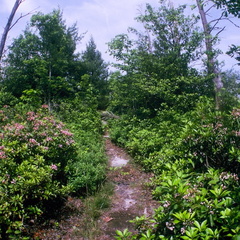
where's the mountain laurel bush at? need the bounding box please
[0,105,76,238]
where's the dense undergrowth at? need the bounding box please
[0,98,107,239]
[109,97,240,240]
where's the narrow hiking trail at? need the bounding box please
[32,131,158,239]
[99,132,159,239]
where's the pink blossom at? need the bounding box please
[234,131,240,136]
[42,104,49,109]
[60,130,73,136]
[27,111,36,121]
[29,138,39,146]
[66,139,75,145]
[163,201,171,208]
[56,123,64,129]
[14,123,25,130]
[46,137,53,142]
[231,109,240,117]
[0,151,6,159]
[166,222,175,231]
[181,227,186,234]
[50,164,58,171]
[11,179,16,184]
[220,172,239,181]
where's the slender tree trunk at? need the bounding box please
[196,0,223,109]
[0,0,23,62]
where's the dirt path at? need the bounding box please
[32,131,158,239]
[98,133,158,239]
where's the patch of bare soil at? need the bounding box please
[31,132,158,240]
[99,135,158,239]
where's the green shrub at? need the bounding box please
[55,98,107,194]
[0,87,18,108]
[131,165,240,239]
[174,101,240,172]
[0,105,76,238]
[109,98,240,239]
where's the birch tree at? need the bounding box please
[196,0,224,109]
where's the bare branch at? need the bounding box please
[227,18,240,28]
[209,11,225,24]
[205,3,216,14]
[0,0,35,62]
[0,0,22,61]
[211,26,226,43]
[209,12,225,33]
[215,26,226,37]
[9,8,39,31]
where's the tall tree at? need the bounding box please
[196,0,223,109]
[3,9,82,105]
[195,0,240,109]
[81,37,108,109]
[108,3,208,117]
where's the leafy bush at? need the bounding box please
[131,165,240,239]
[0,87,18,108]
[0,105,76,238]
[178,107,240,172]
[110,97,240,239]
[109,109,185,170]
[55,98,107,194]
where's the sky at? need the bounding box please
[1,0,240,71]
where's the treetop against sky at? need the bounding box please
[1,0,240,70]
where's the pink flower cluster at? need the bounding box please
[50,164,58,170]
[231,109,240,118]
[41,105,49,109]
[60,130,73,136]
[29,138,40,146]
[0,151,6,159]
[1,107,76,178]
[220,172,239,181]
[27,111,36,121]
[166,221,175,231]
[0,146,6,159]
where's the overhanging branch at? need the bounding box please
[9,8,38,31]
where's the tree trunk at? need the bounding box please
[0,0,23,62]
[196,0,223,109]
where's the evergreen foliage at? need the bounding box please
[81,37,109,109]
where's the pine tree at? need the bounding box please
[81,37,109,109]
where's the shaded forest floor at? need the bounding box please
[31,131,158,239]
